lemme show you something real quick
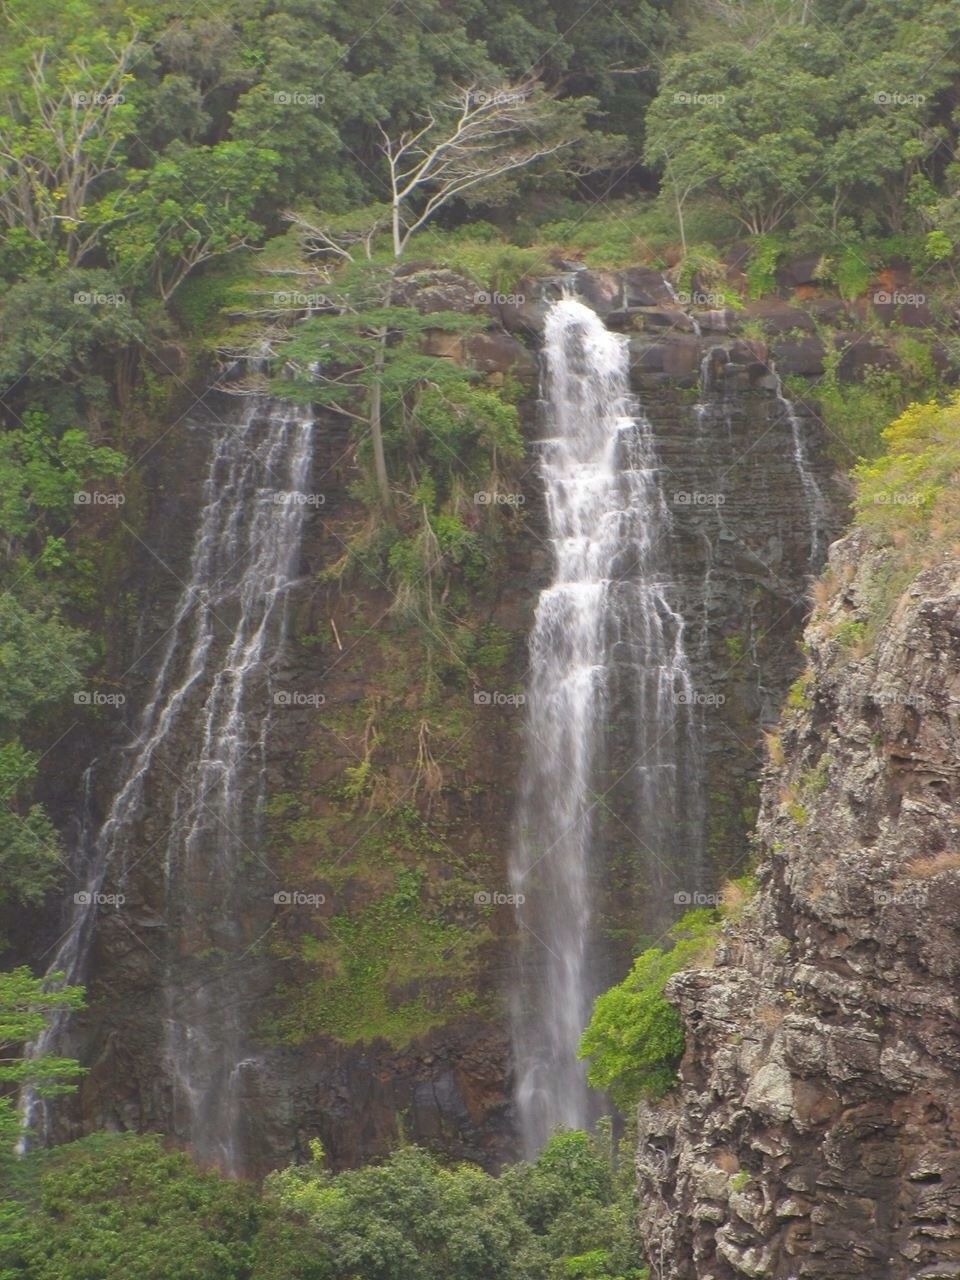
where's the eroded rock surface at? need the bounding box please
[637,530,960,1278]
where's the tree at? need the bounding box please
[377,80,592,257]
[0,9,141,270]
[644,37,847,237]
[268,243,513,507]
[267,1143,540,1280]
[0,968,84,1147]
[106,140,280,301]
[9,1132,262,1280]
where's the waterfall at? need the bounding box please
[20,388,315,1173]
[772,373,829,568]
[509,298,701,1156]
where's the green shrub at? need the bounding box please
[785,669,813,712]
[578,909,718,1106]
[745,234,786,299]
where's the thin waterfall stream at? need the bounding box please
[20,387,315,1173]
[509,297,702,1156]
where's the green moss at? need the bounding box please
[264,869,491,1046]
[467,623,515,673]
[834,618,866,650]
[786,800,808,825]
[800,757,829,795]
[786,669,813,712]
[723,632,747,663]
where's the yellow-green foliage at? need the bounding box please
[853,393,960,615]
[855,393,960,534]
[785,669,813,712]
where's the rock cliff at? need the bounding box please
[637,528,960,1279]
[31,263,874,1174]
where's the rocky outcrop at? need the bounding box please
[637,530,960,1278]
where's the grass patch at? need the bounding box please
[264,868,491,1046]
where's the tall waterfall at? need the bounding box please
[509,298,702,1156]
[20,389,314,1173]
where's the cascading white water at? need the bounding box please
[509,298,700,1156]
[772,373,829,568]
[20,388,314,1173]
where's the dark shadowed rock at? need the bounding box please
[777,253,824,289]
[772,335,826,376]
[464,330,538,381]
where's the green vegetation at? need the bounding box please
[2,1128,646,1280]
[578,909,719,1106]
[5,5,960,1270]
[785,669,814,713]
[266,868,490,1046]
[0,967,85,1275]
[848,393,960,626]
[0,968,85,1146]
[801,332,943,466]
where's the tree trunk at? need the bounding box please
[392,202,403,258]
[675,185,688,256]
[369,326,391,512]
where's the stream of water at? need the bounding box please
[20,390,315,1173]
[509,297,701,1156]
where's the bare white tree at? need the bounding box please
[377,80,580,257]
[0,35,140,265]
[279,81,591,510]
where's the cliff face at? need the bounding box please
[35,264,858,1175]
[637,528,960,1279]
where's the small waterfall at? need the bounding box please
[20,388,315,1173]
[509,298,701,1156]
[772,371,829,568]
[698,345,728,399]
